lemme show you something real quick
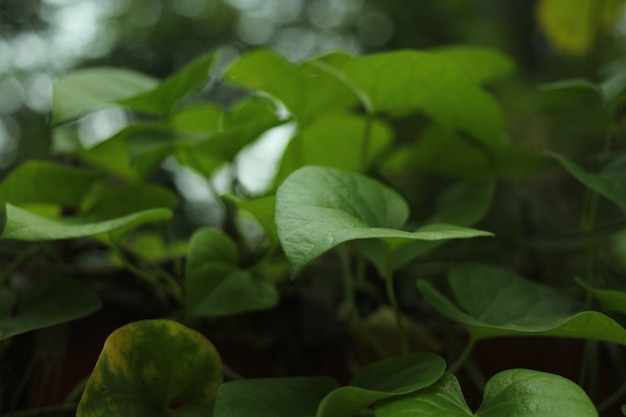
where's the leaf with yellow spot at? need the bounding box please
[77,319,223,417]
[536,0,625,57]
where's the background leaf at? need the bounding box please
[77,319,222,417]
[0,276,101,341]
[214,377,338,417]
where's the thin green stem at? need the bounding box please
[0,244,42,286]
[384,251,408,355]
[361,113,374,171]
[339,247,388,358]
[448,337,477,374]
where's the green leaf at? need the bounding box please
[317,352,446,417]
[185,228,278,317]
[536,0,624,57]
[224,194,279,247]
[576,277,626,315]
[274,114,392,185]
[81,184,179,219]
[224,49,358,124]
[172,103,222,134]
[430,46,515,84]
[327,49,505,143]
[121,52,217,116]
[214,377,339,417]
[276,167,492,276]
[0,276,101,341]
[417,263,626,345]
[551,152,626,214]
[52,68,158,124]
[0,160,102,209]
[376,370,597,417]
[1,204,172,243]
[77,319,222,417]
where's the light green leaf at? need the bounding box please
[328,49,505,143]
[376,370,597,417]
[576,277,626,315]
[214,377,339,417]
[274,113,392,185]
[417,263,626,344]
[185,228,278,317]
[77,319,222,417]
[172,103,222,134]
[224,49,358,124]
[317,352,446,417]
[224,194,278,246]
[1,204,172,243]
[432,46,515,84]
[276,167,492,276]
[551,152,626,214]
[121,52,217,116]
[0,276,101,341]
[0,160,102,209]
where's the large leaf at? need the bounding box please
[185,228,278,317]
[1,204,172,243]
[224,49,358,124]
[120,52,217,116]
[0,276,101,341]
[376,370,597,417]
[551,152,626,214]
[275,167,492,276]
[536,0,624,57]
[325,49,506,144]
[316,352,446,417]
[77,319,222,417]
[273,113,392,185]
[417,263,626,344]
[214,377,339,417]
[52,68,158,124]
[0,160,102,209]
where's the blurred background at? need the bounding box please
[1,0,626,200]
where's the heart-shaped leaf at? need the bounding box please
[276,167,492,276]
[317,352,446,417]
[185,228,278,317]
[224,49,358,124]
[551,152,626,214]
[214,377,339,417]
[52,68,158,124]
[376,369,597,417]
[417,262,626,344]
[77,319,222,417]
[0,276,101,341]
[1,204,172,243]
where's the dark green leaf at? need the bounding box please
[77,319,222,417]
[80,184,179,219]
[0,276,101,341]
[576,277,626,315]
[214,377,339,417]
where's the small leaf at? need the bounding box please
[551,152,626,214]
[224,194,279,246]
[214,377,339,417]
[376,370,597,417]
[1,204,172,243]
[0,160,102,209]
[0,276,101,341]
[77,319,222,417]
[185,228,278,317]
[52,68,158,124]
[273,113,392,185]
[317,352,446,417]
[276,167,492,276]
[417,263,626,345]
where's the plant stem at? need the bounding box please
[448,337,477,374]
[384,251,408,355]
[361,113,374,171]
[339,247,388,358]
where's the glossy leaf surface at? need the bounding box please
[417,263,626,344]
[214,377,339,417]
[376,370,597,417]
[317,352,446,417]
[77,319,222,417]
[185,228,278,317]
[0,276,101,341]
